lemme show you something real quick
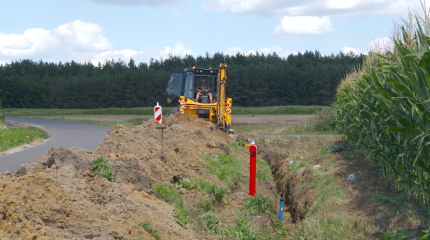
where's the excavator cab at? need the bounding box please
[164,65,232,132]
[165,68,219,107]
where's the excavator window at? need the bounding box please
[184,72,195,99]
[166,72,183,98]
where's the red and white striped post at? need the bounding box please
[249,140,257,196]
[154,102,162,123]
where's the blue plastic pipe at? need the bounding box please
[278,198,284,221]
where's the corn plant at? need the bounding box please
[333,10,430,204]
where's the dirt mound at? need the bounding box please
[0,113,237,239]
[0,164,194,239]
[95,113,230,184]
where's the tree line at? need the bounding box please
[0,51,364,109]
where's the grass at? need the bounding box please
[280,108,335,134]
[203,210,222,233]
[289,165,375,240]
[203,154,243,189]
[256,157,272,182]
[139,221,161,240]
[91,157,115,182]
[232,105,328,115]
[202,210,260,240]
[241,194,274,216]
[155,183,190,227]
[308,176,341,215]
[197,198,215,212]
[0,101,4,124]
[0,126,49,152]
[222,219,259,240]
[155,183,181,204]
[174,178,229,201]
[370,191,430,219]
[174,198,190,226]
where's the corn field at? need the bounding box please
[333,8,430,204]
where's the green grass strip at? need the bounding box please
[0,127,49,152]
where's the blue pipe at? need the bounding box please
[278,198,284,221]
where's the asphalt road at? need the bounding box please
[0,117,111,173]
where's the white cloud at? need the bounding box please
[85,0,185,7]
[341,37,394,56]
[223,46,244,56]
[369,36,393,52]
[171,10,180,17]
[201,0,423,17]
[259,46,294,57]
[92,42,194,65]
[274,16,335,36]
[0,21,194,65]
[342,46,364,55]
[223,47,257,56]
[223,46,294,58]
[0,20,112,62]
[159,42,194,57]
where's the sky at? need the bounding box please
[0,0,427,65]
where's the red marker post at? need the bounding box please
[249,140,257,196]
[154,102,162,123]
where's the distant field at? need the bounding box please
[4,105,327,116]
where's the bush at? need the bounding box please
[307,107,335,132]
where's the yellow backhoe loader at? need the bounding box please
[165,64,232,132]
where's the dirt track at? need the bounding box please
[41,114,313,123]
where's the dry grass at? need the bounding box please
[255,135,429,239]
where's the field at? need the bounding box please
[1,109,429,239]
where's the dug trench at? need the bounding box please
[236,134,317,224]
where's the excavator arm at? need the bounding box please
[216,63,232,132]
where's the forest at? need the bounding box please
[0,51,364,108]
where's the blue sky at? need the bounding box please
[0,0,425,65]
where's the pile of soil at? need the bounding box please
[0,114,235,239]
